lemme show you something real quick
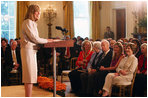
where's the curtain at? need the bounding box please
[16,1,29,38]
[90,1,101,40]
[63,1,74,38]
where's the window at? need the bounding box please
[73,1,90,38]
[1,1,16,42]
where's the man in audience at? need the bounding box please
[4,40,22,85]
[104,26,114,39]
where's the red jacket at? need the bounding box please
[138,54,147,74]
[76,50,94,69]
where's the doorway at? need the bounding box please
[116,9,126,40]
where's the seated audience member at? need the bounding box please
[129,38,134,42]
[122,42,128,55]
[102,43,138,97]
[81,39,113,96]
[15,38,21,49]
[132,39,142,58]
[84,37,89,40]
[68,40,93,93]
[89,38,94,42]
[123,38,128,43]
[80,41,103,96]
[109,40,116,51]
[58,35,72,71]
[77,36,81,42]
[95,42,124,96]
[1,38,10,58]
[9,41,22,72]
[117,39,123,43]
[141,37,147,44]
[133,43,147,97]
[2,41,22,85]
[70,37,81,58]
[1,38,11,86]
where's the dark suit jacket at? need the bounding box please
[5,47,22,72]
[104,31,114,39]
[96,49,113,71]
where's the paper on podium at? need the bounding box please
[44,39,74,48]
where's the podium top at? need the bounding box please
[44,39,74,48]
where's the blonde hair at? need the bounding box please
[112,42,124,60]
[24,4,40,21]
[81,40,92,51]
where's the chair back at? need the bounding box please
[70,57,78,70]
[130,66,138,96]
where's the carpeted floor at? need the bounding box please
[1,85,61,97]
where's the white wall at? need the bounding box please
[100,1,147,40]
[29,1,64,39]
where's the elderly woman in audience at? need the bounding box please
[132,39,142,58]
[133,43,147,97]
[95,42,124,96]
[68,40,93,93]
[102,43,138,97]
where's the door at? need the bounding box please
[116,9,126,40]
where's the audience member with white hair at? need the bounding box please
[133,43,147,97]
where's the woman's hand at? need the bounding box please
[83,59,87,63]
[120,70,127,75]
[114,73,119,77]
[47,39,53,43]
[137,70,141,74]
[78,61,84,65]
[99,66,105,70]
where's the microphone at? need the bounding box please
[55,26,63,31]
[55,26,68,35]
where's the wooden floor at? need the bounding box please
[1,75,78,97]
[1,85,61,97]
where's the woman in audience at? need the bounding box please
[132,39,142,58]
[102,43,138,97]
[122,42,128,55]
[95,42,124,96]
[68,40,93,93]
[133,43,147,96]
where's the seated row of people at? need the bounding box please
[1,39,22,86]
[68,39,147,97]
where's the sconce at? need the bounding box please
[43,5,57,24]
[43,5,57,38]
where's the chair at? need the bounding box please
[61,57,77,83]
[111,67,138,97]
[9,70,21,85]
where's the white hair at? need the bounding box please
[101,39,110,46]
[93,41,102,50]
[141,43,147,48]
[11,40,17,46]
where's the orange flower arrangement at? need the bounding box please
[37,76,66,91]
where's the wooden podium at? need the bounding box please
[44,39,74,97]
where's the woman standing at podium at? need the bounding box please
[20,4,53,97]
